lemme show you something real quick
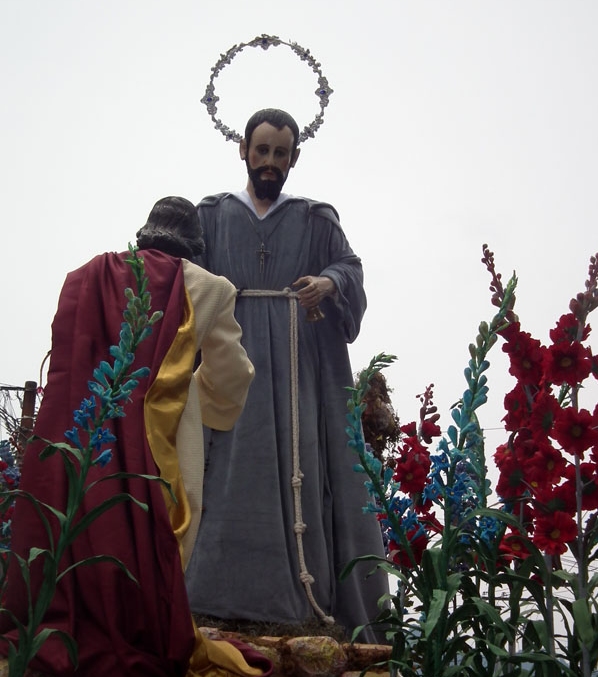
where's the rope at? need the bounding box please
[238,288,335,626]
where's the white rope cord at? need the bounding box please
[238,288,335,625]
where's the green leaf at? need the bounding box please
[57,554,139,584]
[572,598,595,646]
[15,551,32,589]
[6,641,25,673]
[471,597,512,638]
[339,554,389,580]
[0,605,23,630]
[527,618,554,653]
[27,547,53,566]
[31,627,78,668]
[421,547,445,590]
[67,493,149,544]
[552,568,577,584]
[6,489,65,549]
[445,572,463,604]
[86,472,172,495]
[39,441,83,465]
[424,588,447,638]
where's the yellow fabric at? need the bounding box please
[187,624,265,677]
[145,288,267,677]
[145,289,196,543]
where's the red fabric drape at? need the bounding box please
[2,251,196,676]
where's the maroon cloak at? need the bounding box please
[1,251,270,677]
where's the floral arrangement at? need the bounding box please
[0,441,19,564]
[345,245,598,677]
[0,246,165,677]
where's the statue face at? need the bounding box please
[241,122,300,200]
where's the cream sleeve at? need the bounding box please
[182,259,254,431]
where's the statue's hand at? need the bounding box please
[292,275,336,310]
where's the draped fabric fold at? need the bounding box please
[0,250,270,677]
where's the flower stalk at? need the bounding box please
[0,246,165,676]
[347,245,598,676]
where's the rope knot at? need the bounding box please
[291,475,303,488]
[299,572,314,584]
[294,522,307,534]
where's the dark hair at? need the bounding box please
[136,196,205,258]
[244,109,300,152]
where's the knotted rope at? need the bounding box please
[238,288,335,625]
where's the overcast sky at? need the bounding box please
[2,1,598,477]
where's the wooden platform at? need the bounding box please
[0,629,395,676]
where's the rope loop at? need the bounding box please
[235,287,335,626]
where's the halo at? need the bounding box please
[201,34,334,144]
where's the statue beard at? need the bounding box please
[246,162,286,201]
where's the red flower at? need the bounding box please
[528,391,561,440]
[543,342,593,387]
[527,442,567,486]
[502,326,546,386]
[400,422,417,437]
[511,427,542,463]
[502,383,532,431]
[1,504,14,523]
[549,313,589,344]
[498,321,522,342]
[495,454,528,500]
[498,529,532,563]
[495,429,557,500]
[500,499,535,533]
[532,511,577,555]
[416,508,443,534]
[494,442,514,471]
[420,419,441,444]
[534,483,576,516]
[388,529,428,567]
[556,462,598,511]
[393,439,430,494]
[576,462,598,510]
[552,407,598,457]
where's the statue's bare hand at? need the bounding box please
[292,275,335,309]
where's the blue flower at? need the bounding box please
[478,515,500,545]
[1,467,20,489]
[0,520,11,538]
[389,495,412,517]
[64,427,83,450]
[430,450,450,473]
[105,402,125,419]
[90,427,117,451]
[401,508,419,532]
[73,396,96,429]
[93,449,113,468]
[422,477,443,504]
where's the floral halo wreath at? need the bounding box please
[201,34,334,145]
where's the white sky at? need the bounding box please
[2,0,598,479]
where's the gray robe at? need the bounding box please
[185,193,388,641]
